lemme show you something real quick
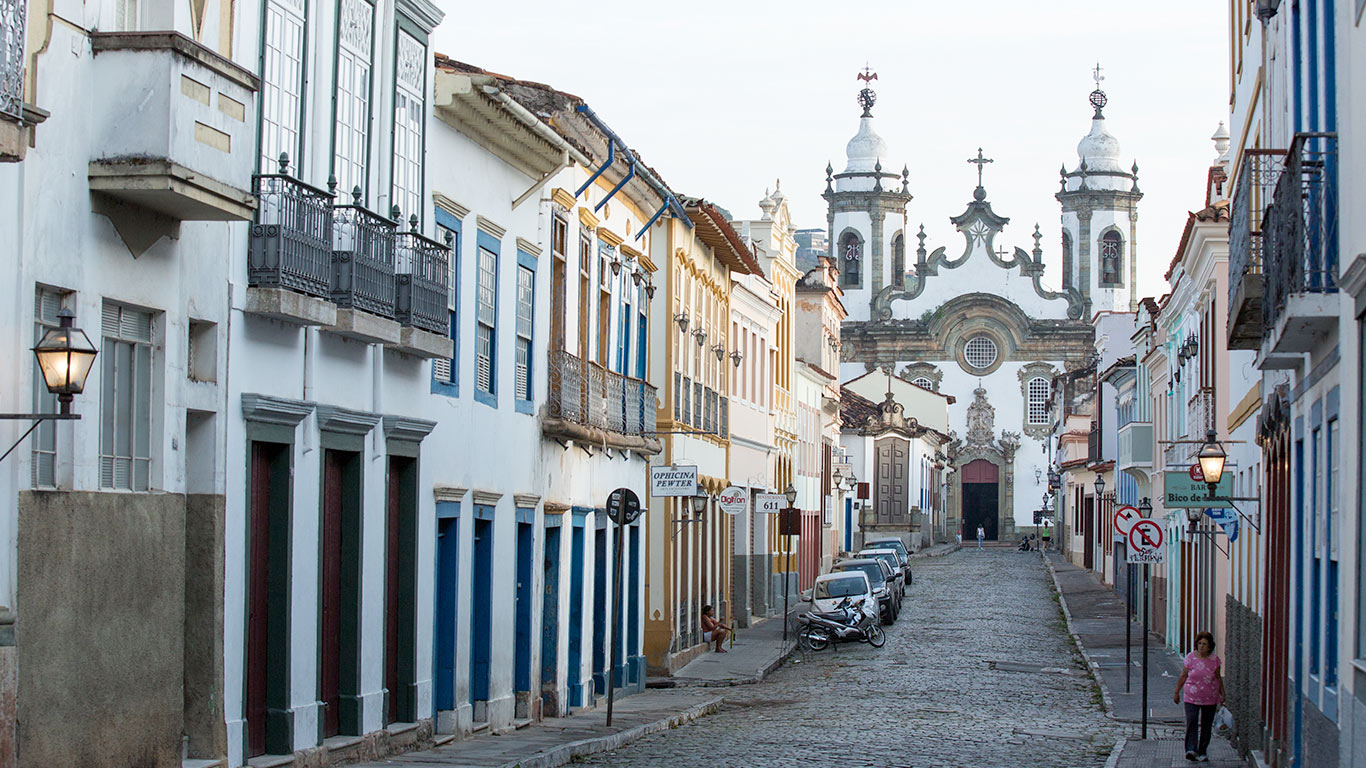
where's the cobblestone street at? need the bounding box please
[583,549,1120,768]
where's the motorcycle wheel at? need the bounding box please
[800,626,831,651]
[867,623,886,648]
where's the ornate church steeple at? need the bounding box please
[824,67,912,321]
[1056,65,1143,316]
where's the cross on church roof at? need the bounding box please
[967,148,993,188]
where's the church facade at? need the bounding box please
[835,73,1138,541]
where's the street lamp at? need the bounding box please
[832,468,843,490]
[1047,467,1060,491]
[784,483,798,506]
[1138,497,1152,517]
[730,349,743,368]
[32,310,99,414]
[1197,429,1226,498]
[674,313,689,334]
[693,325,706,347]
[1093,472,1106,497]
[781,482,799,642]
[690,493,709,515]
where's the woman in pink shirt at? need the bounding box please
[1173,630,1225,762]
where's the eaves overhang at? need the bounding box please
[433,70,584,181]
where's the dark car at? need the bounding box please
[865,537,913,588]
[832,558,899,624]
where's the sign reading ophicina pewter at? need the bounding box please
[649,465,698,497]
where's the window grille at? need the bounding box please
[1027,377,1050,425]
[31,287,64,487]
[99,302,154,491]
[911,376,933,390]
[964,335,997,370]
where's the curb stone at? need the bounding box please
[1043,552,1119,720]
[1105,737,1128,768]
[492,696,723,768]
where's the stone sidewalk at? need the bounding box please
[1045,552,1246,767]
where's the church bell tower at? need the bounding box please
[823,68,913,323]
[1056,66,1142,317]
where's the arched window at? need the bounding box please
[1027,377,1050,425]
[911,376,933,390]
[891,234,905,288]
[840,231,862,288]
[1061,231,1073,288]
[1100,230,1122,285]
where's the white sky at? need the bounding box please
[431,0,1228,301]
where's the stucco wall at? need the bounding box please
[17,490,186,768]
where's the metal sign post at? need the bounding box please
[1127,518,1164,740]
[1112,505,1138,695]
[604,487,641,727]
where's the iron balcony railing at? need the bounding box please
[1229,149,1285,305]
[249,155,334,298]
[547,349,657,437]
[1264,132,1338,336]
[331,191,397,318]
[1,0,22,120]
[1086,424,1100,464]
[393,213,451,334]
[1187,386,1216,438]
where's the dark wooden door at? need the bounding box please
[961,459,999,540]
[320,450,343,737]
[875,437,910,525]
[385,459,401,723]
[1083,495,1095,570]
[246,444,271,757]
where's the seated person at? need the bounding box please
[701,605,730,653]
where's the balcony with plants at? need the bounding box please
[544,349,661,454]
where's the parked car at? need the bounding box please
[807,571,878,625]
[865,537,913,587]
[859,548,906,598]
[832,558,899,624]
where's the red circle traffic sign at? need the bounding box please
[1129,519,1164,553]
[1113,505,1139,537]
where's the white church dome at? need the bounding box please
[845,117,888,173]
[1076,117,1125,175]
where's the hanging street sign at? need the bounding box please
[1128,519,1165,563]
[755,493,785,515]
[1163,470,1233,509]
[650,465,698,497]
[717,486,749,516]
[605,487,642,526]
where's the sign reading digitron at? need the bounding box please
[1163,470,1233,509]
[649,465,698,497]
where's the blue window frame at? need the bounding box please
[474,229,500,407]
[514,249,536,415]
[432,208,461,396]
[618,295,630,374]
[636,281,647,381]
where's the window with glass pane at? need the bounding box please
[260,0,307,173]
[332,0,374,201]
[31,288,66,488]
[476,246,497,394]
[515,265,533,402]
[1028,377,1050,424]
[433,223,458,384]
[100,303,154,491]
[391,29,426,223]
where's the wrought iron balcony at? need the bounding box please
[249,157,334,299]
[1187,386,1216,438]
[1086,423,1100,464]
[1,0,22,122]
[1262,132,1338,354]
[546,349,660,452]
[393,213,451,335]
[331,191,397,318]
[1227,149,1284,349]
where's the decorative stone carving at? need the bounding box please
[898,362,942,392]
[964,386,996,447]
[1017,361,1058,440]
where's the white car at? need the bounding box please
[806,571,878,624]
[858,548,906,598]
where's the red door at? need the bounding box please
[246,444,272,757]
[320,450,343,737]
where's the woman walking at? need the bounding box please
[1173,631,1225,762]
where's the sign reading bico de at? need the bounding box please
[717,486,749,515]
[650,465,698,497]
[1163,469,1233,508]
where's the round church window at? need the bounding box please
[964,336,998,371]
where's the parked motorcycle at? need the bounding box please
[798,596,886,650]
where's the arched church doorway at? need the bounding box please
[961,459,999,541]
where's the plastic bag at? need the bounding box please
[1215,705,1235,734]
